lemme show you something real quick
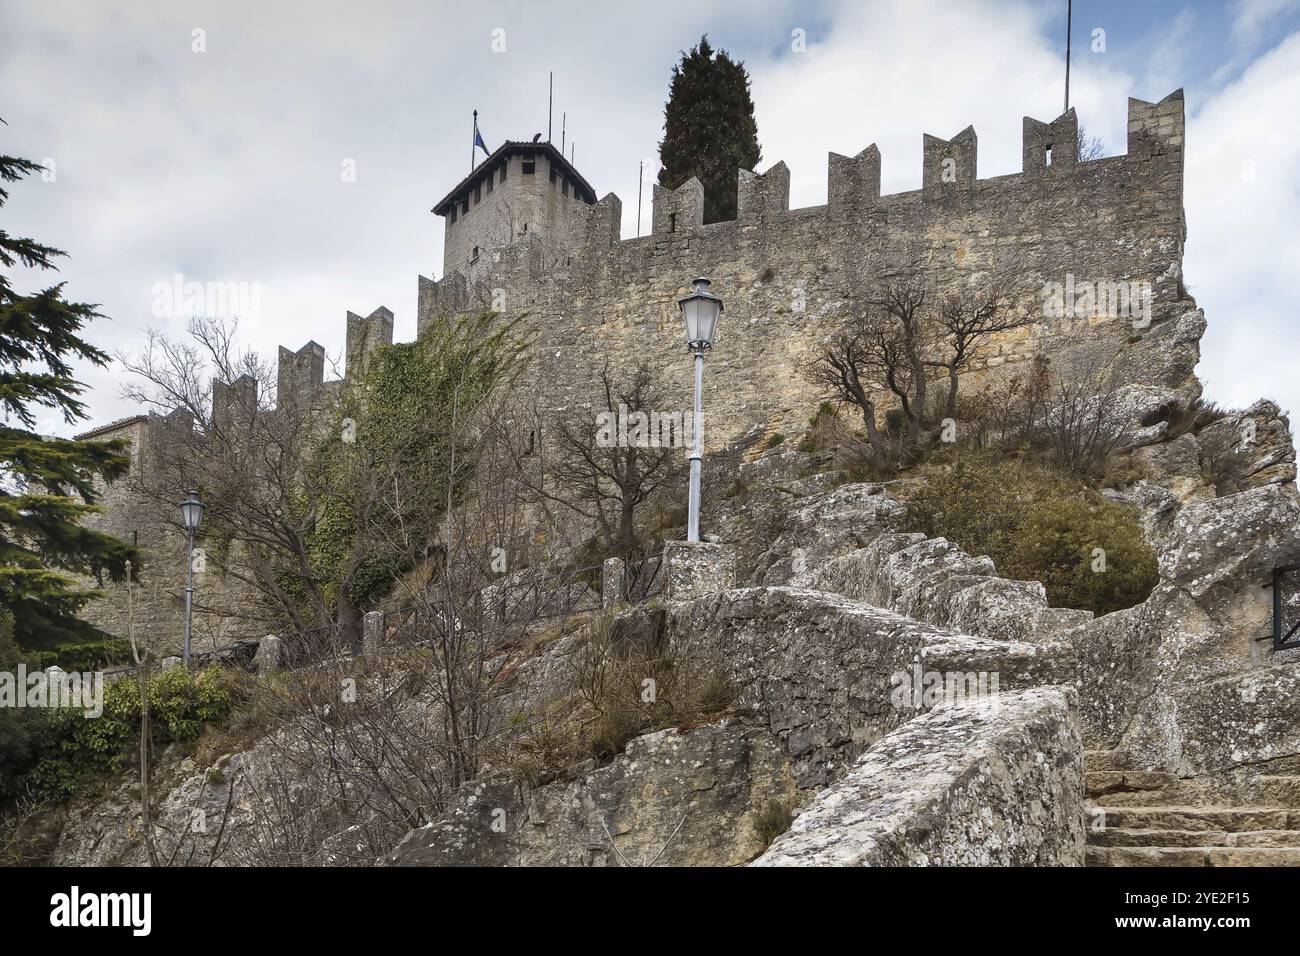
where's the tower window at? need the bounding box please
[485,175,493,195]
[471,245,479,261]
[499,165,506,183]
[549,165,556,184]
[561,178,569,196]
[474,185,481,203]
[1045,144,1053,166]
[460,198,469,215]
[449,205,457,224]
[522,158,536,174]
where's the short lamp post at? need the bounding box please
[677,277,724,543]
[179,490,204,670]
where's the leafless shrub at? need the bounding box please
[1039,355,1131,477]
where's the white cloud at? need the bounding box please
[1185,29,1300,416]
[748,0,1133,206]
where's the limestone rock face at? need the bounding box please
[1158,484,1300,600]
[383,719,797,867]
[754,687,1085,866]
[811,532,1092,645]
[1195,400,1296,493]
[670,586,1075,787]
[754,482,905,586]
[52,750,249,867]
[1133,433,1208,503]
[1068,484,1300,774]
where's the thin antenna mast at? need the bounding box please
[548,72,553,142]
[636,160,644,237]
[561,112,566,154]
[1064,0,1073,113]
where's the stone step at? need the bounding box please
[1090,805,1298,832]
[1083,749,1130,772]
[1087,772,1300,808]
[1087,845,1300,867]
[1086,770,1179,796]
[1089,827,1300,848]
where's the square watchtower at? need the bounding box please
[432,140,598,281]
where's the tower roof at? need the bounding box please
[432,140,598,215]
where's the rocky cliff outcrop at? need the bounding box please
[384,719,796,867]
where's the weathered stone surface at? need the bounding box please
[1159,484,1300,594]
[384,719,797,867]
[362,610,383,666]
[753,687,1084,866]
[1133,432,1208,503]
[755,482,905,586]
[253,635,281,675]
[52,750,249,867]
[663,540,736,600]
[669,586,1074,787]
[600,557,625,608]
[1196,399,1297,492]
[810,530,1091,645]
[1063,605,1152,749]
[1067,484,1300,774]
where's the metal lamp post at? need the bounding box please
[178,490,205,669]
[677,277,723,543]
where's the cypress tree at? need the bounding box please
[658,36,762,224]
[0,143,139,665]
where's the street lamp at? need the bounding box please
[677,277,723,543]
[179,490,204,669]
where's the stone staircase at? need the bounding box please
[1084,750,1300,866]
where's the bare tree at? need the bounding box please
[1040,353,1131,476]
[539,363,688,562]
[808,276,1023,460]
[118,314,522,648]
[1077,127,1105,162]
[803,313,891,461]
[227,375,596,864]
[929,285,1033,420]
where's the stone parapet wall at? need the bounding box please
[753,686,1085,866]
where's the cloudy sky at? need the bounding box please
[3,0,1299,435]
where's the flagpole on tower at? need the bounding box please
[471,110,478,173]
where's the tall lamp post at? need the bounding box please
[677,277,724,543]
[179,490,204,669]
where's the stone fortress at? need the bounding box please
[82,90,1194,653]
[57,87,1300,867]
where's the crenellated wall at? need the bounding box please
[87,91,1199,651]
[416,90,1195,453]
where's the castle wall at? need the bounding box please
[423,92,1194,454]
[83,92,1196,648]
[77,415,265,657]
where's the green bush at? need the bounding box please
[2,667,236,802]
[905,454,1157,615]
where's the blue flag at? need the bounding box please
[474,123,488,156]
